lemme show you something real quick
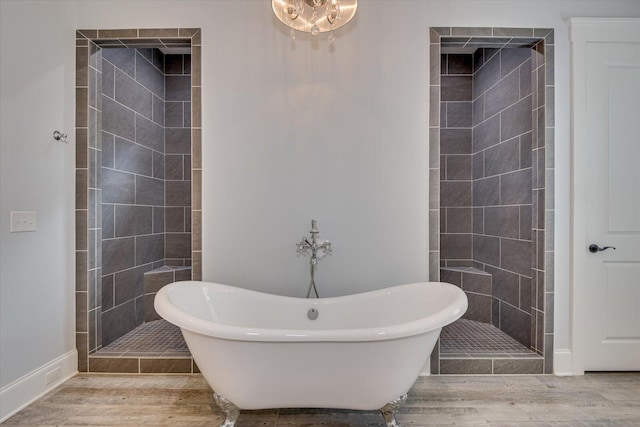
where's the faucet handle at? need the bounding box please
[297,239,309,253]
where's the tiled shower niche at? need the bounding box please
[429,27,555,375]
[75,28,203,374]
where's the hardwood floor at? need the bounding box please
[3,373,640,426]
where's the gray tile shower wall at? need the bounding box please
[531,40,550,360]
[440,54,473,268]
[471,47,534,348]
[86,42,103,356]
[439,53,498,323]
[100,49,192,347]
[163,54,192,266]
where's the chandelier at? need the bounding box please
[272,0,357,41]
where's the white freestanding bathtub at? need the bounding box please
[155,281,467,426]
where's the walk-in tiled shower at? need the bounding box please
[429,27,555,374]
[75,28,202,373]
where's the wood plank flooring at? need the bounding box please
[2,373,640,426]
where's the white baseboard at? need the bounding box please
[553,349,574,376]
[0,349,77,422]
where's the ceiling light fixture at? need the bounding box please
[272,0,357,42]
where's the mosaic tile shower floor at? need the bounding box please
[96,319,190,357]
[441,318,539,358]
[94,317,538,360]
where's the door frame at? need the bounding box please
[569,17,640,375]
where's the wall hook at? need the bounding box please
[53,131,68,143]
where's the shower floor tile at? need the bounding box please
[440,318,537,357]
[96,319,190,357]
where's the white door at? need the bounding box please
[581,40,640,371]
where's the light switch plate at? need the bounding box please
[11,211,37,232]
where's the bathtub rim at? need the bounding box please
[154,281,467,343]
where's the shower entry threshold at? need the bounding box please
[88,320,198,374]
[438,319,544,374]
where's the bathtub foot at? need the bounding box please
[213,393,240,427]
[379,393,407,427]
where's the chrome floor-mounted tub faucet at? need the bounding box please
[297,220,332,298]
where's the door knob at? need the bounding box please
[588,244,616,253]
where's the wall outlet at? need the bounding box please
[45,367,61,385]
[10,211,36,232]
